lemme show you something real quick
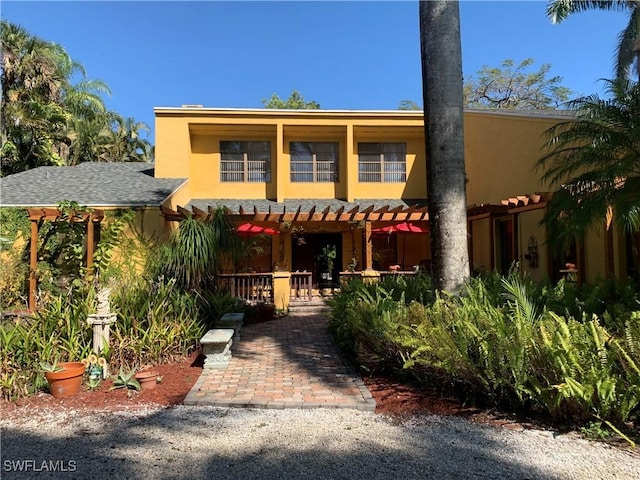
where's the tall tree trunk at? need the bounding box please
[420,0,470,292]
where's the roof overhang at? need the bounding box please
[162,200,429,223]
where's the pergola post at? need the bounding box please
[26,207,105,311]
[86,214,94,272]
[364,220,373,270]
[29,220,38,311]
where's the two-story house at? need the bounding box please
[2,107,632,310]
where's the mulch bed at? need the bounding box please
[2,352,525,432]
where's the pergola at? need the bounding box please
[27,207,105,311]
[161,203,430,271]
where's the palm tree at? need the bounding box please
[0,21,70,174]
[538,79,640,249]
[98,116,152,163]
[419,0,470,292]
[156,208,239,291]
[547,1,640,80]
[1,21,153,174]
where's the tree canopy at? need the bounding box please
[261,90,320,109]
[399,58,571,111]
[398,100,421,110]
[463,58,572,109]
[0,21,153,176]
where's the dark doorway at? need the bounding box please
[551,239,579,284]
[291,233,342,288]
[626,232,640,282]
[496,218,515,275]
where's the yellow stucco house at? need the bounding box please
[2,107,632,310]
[154,107,632,306]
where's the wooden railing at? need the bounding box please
[339,270,419,284]
[339,271,362,285]
[217,273,273,304]
[290,272,312,302]
[379,270,418,281]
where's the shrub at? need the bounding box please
[109,276,205,369]
[328,272,640,430]
[0,288,94,400]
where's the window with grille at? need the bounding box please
[358,143,406,182]
[220,141,271,182]
[290,142,338,182]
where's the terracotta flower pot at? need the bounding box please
[44,362,85,399]
[134,370,159,390]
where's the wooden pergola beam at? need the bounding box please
[293,205,302,222]
[27,207,105,311]
[163,203,435,223]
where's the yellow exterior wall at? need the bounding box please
[470,217,492,272]
[154,109,427,202]
[155,108,559,207]
[102,207,169,276]
[153,108,625,283]
[465,112,558,205]
[516,209,549,283]
[584,227,607,283]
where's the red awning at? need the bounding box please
[372,222,428,234]
[236,223,279,236]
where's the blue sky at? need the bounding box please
[2,1,629,143]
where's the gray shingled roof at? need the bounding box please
[188,198,427,214]
[0,162,186,207]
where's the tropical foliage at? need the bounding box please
[547,0,640,81]
[0,21,152,176]
[329,272,640,437]
[261,89,320,109]
[152,208,239,291]
[538,79,640,248]
[0,225,240,400]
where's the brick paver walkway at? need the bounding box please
[183,312,376,410]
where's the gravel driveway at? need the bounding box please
[2,406,638,479]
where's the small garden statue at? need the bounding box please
[96,288,111,315]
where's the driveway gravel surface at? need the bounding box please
[2,405,639,480]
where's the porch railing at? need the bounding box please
[290,272,312,302]
[339,270,419,284]
[379,270,418,281]
[217,273,273,304]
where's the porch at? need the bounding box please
[216,269,421,310]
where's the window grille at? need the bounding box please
[290,142,338,183]
[220,141,271,182]
[358,143,406,182]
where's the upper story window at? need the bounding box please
[220,141,271,183]
[358,143,407,183]
[290,142,339,182]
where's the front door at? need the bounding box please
[291,233,342,288]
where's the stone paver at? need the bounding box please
[184,312,376,410]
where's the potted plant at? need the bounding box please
[41,361,85,399]
[318,244,337,292]
[134,369,160,390]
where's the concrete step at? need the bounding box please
[288,299,331,315]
